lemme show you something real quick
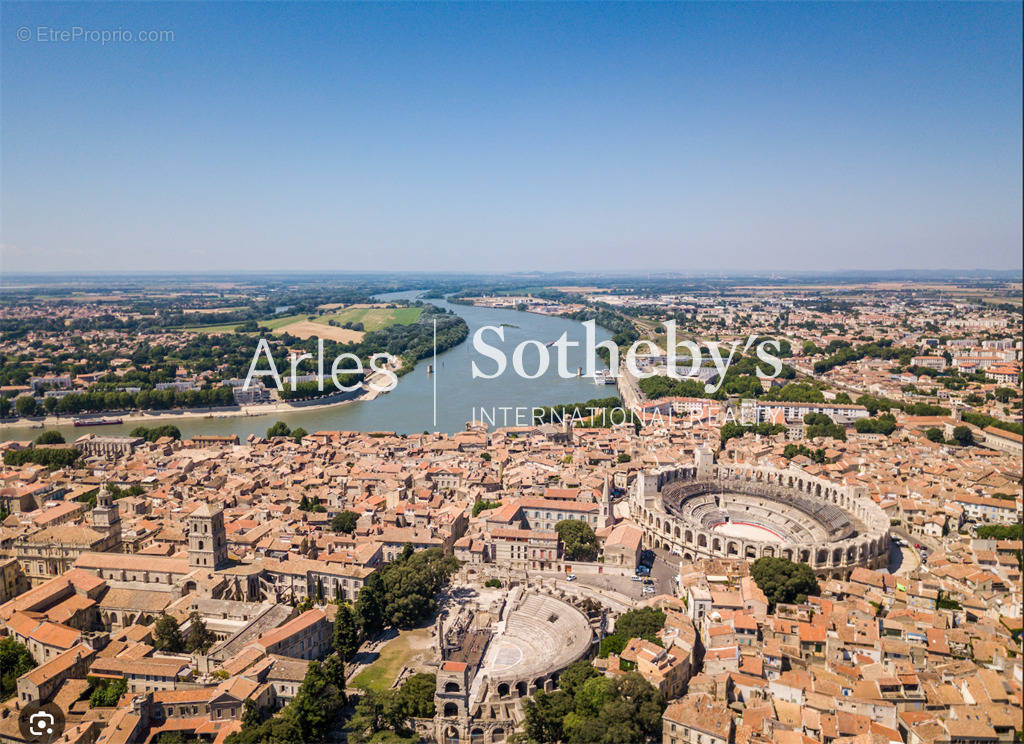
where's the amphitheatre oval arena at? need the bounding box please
[630,451,890,576]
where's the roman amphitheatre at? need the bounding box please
[347,584,597,744]
[631,449,890,577]
[430,587,597,744]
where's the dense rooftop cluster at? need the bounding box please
[0,279,1021,744]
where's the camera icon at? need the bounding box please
[28,711,56,736]
[18,702,65,743]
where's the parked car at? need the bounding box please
[565,574,577,581]
[631,575,642,582]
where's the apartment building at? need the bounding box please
[489,528,559,571]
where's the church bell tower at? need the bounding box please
[187,502,228,570]
[92,482,122,548]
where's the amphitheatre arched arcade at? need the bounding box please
[631,454,890,577]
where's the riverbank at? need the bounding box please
[0,366,398,436]
[1,293,613,441]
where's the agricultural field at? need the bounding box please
[181,305,249,315]
[179,313,306,334]
[318,306,423,331]
[271,320,364,343]
[179,321,256,334]
[260,314,310,330]
[178,306,422,339]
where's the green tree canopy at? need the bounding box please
[346,672,434,743]
[750,556,820,611]
[266,421,292,439]
[3,446,81,469]
[854,414,897,436]
[0,637,35,700]
[523,671,665,744]
[597,608,666,659]
[523,689,575,743]
[88,676,127,707]
[556,519,599,562]
[557,660,600,698]
[804,413,847,441]
[333,602,360,661]
[356,548,459,635]
[783,444,826,463]
[34,430,66,445]
[472,499,501,517]
[228,657,348,744]
[153,614,184,653]
[355,572,386,637]
[130,424,182,441]
[614,607,666,642]
[398,672,436,718]
[952,425,975,447]
[331,510,360,533]
[15,396,38,417]
[977,524,1023,540]
[185,611,216,653]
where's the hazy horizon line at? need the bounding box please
[1,267,1021,282]
[2,267,1021,276]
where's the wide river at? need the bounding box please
[0,292,613,440]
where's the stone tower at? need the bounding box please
[695,447,714,480]
[599,475,614,527]
[433,661,471,743]
[187,502,228,570]
[92,482,122,545]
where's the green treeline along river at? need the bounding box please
[0,292,613,440]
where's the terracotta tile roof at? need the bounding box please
[256,609,324,649]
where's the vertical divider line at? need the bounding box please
[433,318,438,428]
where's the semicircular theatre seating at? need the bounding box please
[490,595,593,682]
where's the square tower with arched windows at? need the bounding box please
[435,660,470,719]
[92,482,122,546]
[187,502,228,570]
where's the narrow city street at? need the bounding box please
[535,569,645,601]
[649,549,682,595]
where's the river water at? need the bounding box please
[0,293,613,440]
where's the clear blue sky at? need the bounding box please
[2,2,1021,274]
